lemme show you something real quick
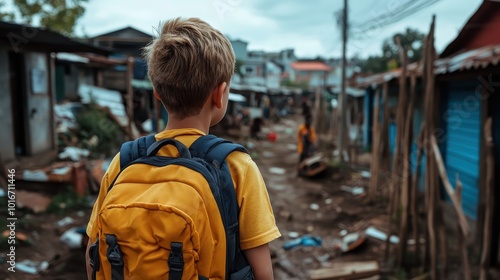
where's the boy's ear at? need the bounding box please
[212,82,227,109]
[153,89,161,101]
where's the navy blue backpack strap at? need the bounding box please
[190,134,247,163]
[190,135,250,277]
[119,134,156,170]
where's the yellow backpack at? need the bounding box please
[88,135,254,280]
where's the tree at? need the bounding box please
[0,0,88,35]
[361,28,425,74]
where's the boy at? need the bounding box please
[85,17,280,280]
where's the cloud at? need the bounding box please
[77,0,483,58]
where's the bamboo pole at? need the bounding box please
[480,117,494,280]
[456,174,471,280]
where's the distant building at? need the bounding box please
[230,38,248,60]
[0,21,110,165]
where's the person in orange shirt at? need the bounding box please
[297,114,317,163]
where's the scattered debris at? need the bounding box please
[325,198,332,205]
[286,143,297,150]
[341,185,365,195]
[339,229,348,236]
[340,232,367,253]
[2,230,29,242]
[269,167,286,175]
[60,227,87,249]
[298,153,328,177]
[56,217,75,228]
[310,203,320,211]
[22,170,49,182]
[262,151,275,158]
[308,260,380,280]
[287,231,300,238]
[267,132,278,142]
[16,190,52,214]
[365,226,400,244]
[16,259,49,274]
[360,171,371,178]
[283,235,322,250]
[58,146,90,161]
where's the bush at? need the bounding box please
[75,102,125,157]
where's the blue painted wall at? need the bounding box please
[441,80,482,219]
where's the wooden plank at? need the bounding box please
[480,117,494,280]
[430,135,470,237]
[456,174,471,280]
[309,261,379,280]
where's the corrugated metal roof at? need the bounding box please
[356,44,500,88]
[291,61,332,72]
[435,45,500,74]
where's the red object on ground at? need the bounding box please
[267,132,277,142]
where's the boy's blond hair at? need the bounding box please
[143,17,235,119]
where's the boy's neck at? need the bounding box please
[164,115,211,134]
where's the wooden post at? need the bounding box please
[369,87,381,202]
[412,123,425,269]
[480,117,494,280]
[423,15,437,280]
[398,72,415,267]
[385,36,409,267]
[456,174,471,280]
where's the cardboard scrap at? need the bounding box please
[16,190,52,214]
[309,261,379,280]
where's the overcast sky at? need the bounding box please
[75,0,483,59]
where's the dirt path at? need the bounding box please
[0,114,387,280]
[251,114,387,279]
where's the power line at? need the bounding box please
[353,0,442,34]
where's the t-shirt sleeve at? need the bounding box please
[229,153,281,250]
[86,153,121,241]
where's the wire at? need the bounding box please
[353,0,442,33]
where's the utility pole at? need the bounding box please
[338,0,348,163]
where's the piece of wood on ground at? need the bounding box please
[16,190,53,213]
[309,261,379,280]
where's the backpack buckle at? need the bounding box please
[105,234,124,267]
[107,247,124,266]
[168,242,184,272]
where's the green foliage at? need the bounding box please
[46,185,88,214]
[280,79,309,90]
[1,0,88,35]
[75,102,125,157]
[0,2,15,21]
[361,28,425,74]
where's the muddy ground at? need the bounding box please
[0,113,428,279]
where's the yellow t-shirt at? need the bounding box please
[86,128,281,251]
